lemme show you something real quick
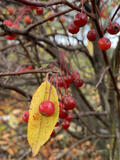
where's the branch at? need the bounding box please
[95,66,110,90]
[0,83,32,100]
[0,68,57,77]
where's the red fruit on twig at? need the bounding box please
[74,79,84,87]
[36,7,44,15]
[74,12,88,27]
[24,16,31,24]
[39,101,55,116]
[98,37,111,51]
[65,113,73,122]
[63,95,76,110]
[22,111,29,122]
[59,109,68,119]
[107,22,120,35]
[68,23,79,34]
[62,120,70,129]
[87,29,97,41]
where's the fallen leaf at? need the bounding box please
[27,80,59,156]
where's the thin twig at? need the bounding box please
[95,66,110,90]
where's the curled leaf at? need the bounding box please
[27,80,59,156]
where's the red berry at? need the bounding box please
[27,65,33,70]
[74,12,88,27]
[107,22,120,35]
[55,121,60,127]
[48,13,55,21]
[71,71,80,81]
[6,35,17,40]
[57,78,64,87]
[63,81,70,89]
[66,113,73,122]
[24,16,31,24]
[20,67,26,72]
[62,120,70,129]
[8,8,14,14]
[51,130,56,137]
[3,20,13,27]
[74,79,84,87]
[22,111,29,122]
[68,23,79,34]
[59,109,68,119]
[36,7,44,15]
[98,37,111,51]
[63,96,76,110]
[60,16,66,23]
[39,101,55,116]
[87,29,97,41]
[3,20,20,40]
[64,75,73,84]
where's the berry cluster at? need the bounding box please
[68,12,88,34]
[3,20,20,40]
[19,65,34,72]
[68,8,120,51]
[57,71,83,89]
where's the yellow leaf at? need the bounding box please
[87,41,93,56]
[27,80,59,156]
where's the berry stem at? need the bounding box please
[81,0,84,12]
[13,6,31,25]
[48,74,53,101]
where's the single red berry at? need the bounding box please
[59,109,68,119]
[8,8,14,14]
[87,29,97,41]
[98,37,111,51]
[74,12,88,27]
[68,23,79,34]
[36,7,44,15]
[22,111,29,122]
[65,113,73,122]
[74,78,84,87]
[27,65,33,70]
[51,130,56,137]
[64,75,73,84]
[20,67,26,72]
[71,71,80,81]
[62,120,70,129]
[24,16,31,24]
[60,16,66,23]
[6,35,17,40]
[63,96,76,110]
[107,22,120,35]
[48,13,55,21]
[57,78,64,87]
[112,3,116,7]
[62,81,70,89]
[55,121,60,127]
[39,101,55,116]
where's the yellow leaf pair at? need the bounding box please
[27,80,59,156]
